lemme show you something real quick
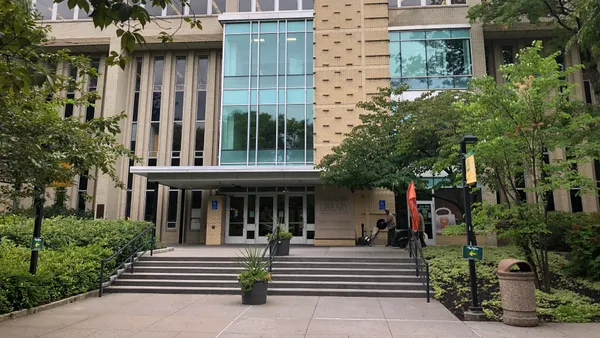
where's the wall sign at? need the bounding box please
[378,200,386,210]
[211,200,218,210]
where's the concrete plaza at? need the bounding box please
[0,293,597,338]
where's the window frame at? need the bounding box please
[389,0,467,7]
[389,28,473,90]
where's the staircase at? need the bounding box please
[104,255,429,298]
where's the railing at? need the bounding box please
[262,233,280,273]
[98,225,156,297]
[408,230,431,302]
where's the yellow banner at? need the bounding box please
[466,152,477,185]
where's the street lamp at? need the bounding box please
[459,135,485,319]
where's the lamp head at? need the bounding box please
[459,135,478,145]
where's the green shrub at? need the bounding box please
[546,211,577,252]
[0,240,111,314]
[0,217,156,315]
[537,289,600,322]
[424,245,600,322]
[565,213,600,281]
[0,216,155,260]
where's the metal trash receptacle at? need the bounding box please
[497,259,538,327]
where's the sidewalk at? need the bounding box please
[0,293,597,337]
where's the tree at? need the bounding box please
[0,0,136,206]
[468,0,600,105]
[457,42,600,292]
[44,1,203,68]
[318,86,469,229]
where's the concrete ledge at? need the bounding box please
[0,289,99,323]
[314,239,355,247]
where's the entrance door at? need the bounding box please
[227,196,246,244]
[257,195,275,244]
[287,195,305,244]
[417,201,436,245]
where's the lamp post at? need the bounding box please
[459,135,484,318]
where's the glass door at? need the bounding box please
[287,195,305,244]
[257,196,275,244]
[226,196,246,244]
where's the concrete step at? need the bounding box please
[112,279,425,291]
[138,256,414,263]
[118,273,422,283]
[128,266,418,276]
[104,285,428,298]
[134,260,414,269]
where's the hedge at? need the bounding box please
[424,246,600,322]
[0,216,155,315]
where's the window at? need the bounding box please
[543,149,555,212]
[238,0,306,12]
[221,20,314,165]
[389,29,472,90]
[144,182,156,222]
[595,160,600,209]
[77,174,88,211]
[195,56,208,166]
[148,57,164,166]
[86,58,100,122]
[64,63,77,118]
[212,0,227,14]
[390,0,466,7]
[166,189,179,229]
[502,45,514,65]
[171,57,186,166]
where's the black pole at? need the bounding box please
[460,139,482,313]
[29,186,45,275]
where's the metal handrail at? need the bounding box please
[409,230,431,302]
[99,225,156,297]
[262,232,280,273]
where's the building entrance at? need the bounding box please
[225,188,315,245]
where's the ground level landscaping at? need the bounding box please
[425,245,600,323]
[0,216,155,315]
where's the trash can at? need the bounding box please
[497,259,538,327]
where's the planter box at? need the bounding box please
[270,239,290,256]
[241,281,268,305]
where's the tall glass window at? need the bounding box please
[85,58,100,122]
[64,63,77,118]
[195,56,208,166]
[389,0,466,6]
[221,20,314,166]
[171,57,186,166]
[126,57,143,218]
[148,56,164,166]
[389,29,472,90]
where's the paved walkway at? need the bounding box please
[0,294,597,338]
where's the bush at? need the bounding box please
[425,245,600,322]
[565,213,600,281]
[0,216,154,257]
[546,211,577,252]
[0,240,111,314]
[0,216,156,315]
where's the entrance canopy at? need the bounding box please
[130,166,321,190]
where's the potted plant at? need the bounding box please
[266,224,293,256]
[237,247,271,305]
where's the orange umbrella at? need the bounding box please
[407,181,419,231]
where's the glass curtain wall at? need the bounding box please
[389,29,472,90]
[221,20,314,166]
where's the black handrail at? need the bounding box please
[409,230,431,302]
[262,232,280,272]
[99,225,156,297]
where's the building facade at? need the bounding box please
[34,0,599,246]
